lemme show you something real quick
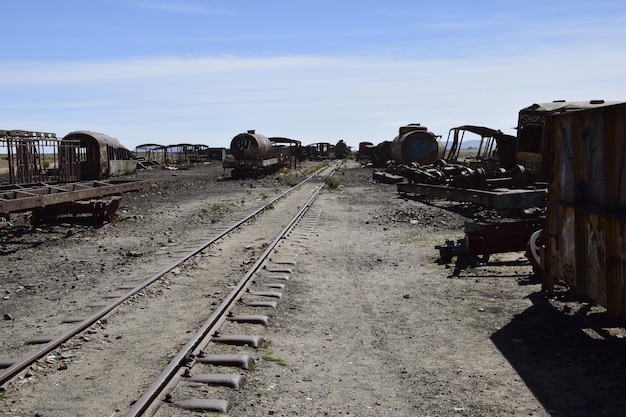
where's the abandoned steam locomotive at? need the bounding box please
[223,130,300,178]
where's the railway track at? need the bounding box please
[0,161,339,415]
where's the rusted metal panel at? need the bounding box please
[397,182,547,210]
[109,160,138,177]
[542,102,626,318]
[606,220,626,317]
[0,180,149,216]
[516,100,623,182]
[372,171,405,184]
[464,218,545,257]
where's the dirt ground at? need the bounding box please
[2,160,626,416]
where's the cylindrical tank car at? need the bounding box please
[223,130,298,177]
[390,123,444,165]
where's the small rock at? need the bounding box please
[3,313,13,320]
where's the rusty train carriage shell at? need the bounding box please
[541,101,626,318]
[63,130,137,180]
[1,129,146,223]
[134,143,168,165]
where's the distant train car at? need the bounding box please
[223,130,300,177]
[390,123,444,165]
[331,140,350,159]
[306,142,332,160]
[63,130,137,180]
[134,143,168,166]
[356,141,374,161]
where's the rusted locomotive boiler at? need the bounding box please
[223,130,300,177]
[390,123,445,165]
[396,125,531,190]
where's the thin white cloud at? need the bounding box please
[134,1,232,15]
[1,42,625,148]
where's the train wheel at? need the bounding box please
[525,230,543,278]
[511,165,529,188]
[474,167,488,189]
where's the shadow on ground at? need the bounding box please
[491,291,626,416]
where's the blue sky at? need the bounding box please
[1,0,625,150]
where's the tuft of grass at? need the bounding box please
[262,354,288,366]
[200,201,234,214]
[283,177,299,187]
[303,162,328,176]
[324,176,341,189]
[259,341,287,366]
[151,182,170,191]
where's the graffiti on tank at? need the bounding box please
[406,139,436,160]
[519,114,546,127]
[233,137,252,151]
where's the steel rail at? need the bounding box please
[123,165,334,417]
[0,165,330,387]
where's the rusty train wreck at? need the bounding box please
[1,130,147,224]
[373,101,626,319]
[536,101,626,318]
[223,130,301,178]
[387,123,546,211]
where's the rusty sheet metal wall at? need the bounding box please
[543,102,626,318]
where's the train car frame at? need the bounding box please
[1,129,147,224]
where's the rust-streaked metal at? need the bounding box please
[397,182,547,210]
[541,101,626,318]
[0,180,149,217]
